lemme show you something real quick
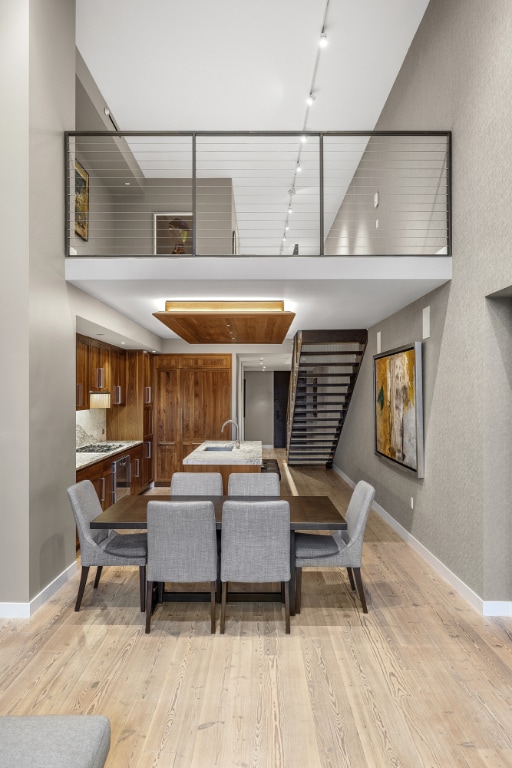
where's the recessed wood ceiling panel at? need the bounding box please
[153,302,295,344]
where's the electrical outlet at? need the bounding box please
[410,496,414,509]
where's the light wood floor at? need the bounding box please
[1,450,512,767]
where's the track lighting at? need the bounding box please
[319,31,328,48]
[296,161,302,172]
[288,206,293,214]
[306,93,315,107]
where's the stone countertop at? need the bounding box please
[182,441,262,466]
[76,441,143,471]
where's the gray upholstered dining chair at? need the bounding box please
[67,480,147,612]
[145,500,218,634]
[170,471,223,495]
[227,472,280,496]
[294,480,375,614]
[220,500,291,634]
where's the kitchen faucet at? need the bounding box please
[221,419,240,449]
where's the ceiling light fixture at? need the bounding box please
[288,206,293,214]
[301,135,307,143]
[306,93,315,106]
[296,161,302,172]
[319,31,328,48]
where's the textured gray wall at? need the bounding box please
[335,0,512,601]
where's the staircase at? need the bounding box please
[286,330,368,468]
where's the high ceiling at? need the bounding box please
[70,0,448,360]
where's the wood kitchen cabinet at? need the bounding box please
[108,350,154,491]
[110,347,126,406]
[76,457,115,511]
[153,354,231,486]
[89,339,111,393]
[76,335,90,410]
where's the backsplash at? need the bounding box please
[76,409,107,448]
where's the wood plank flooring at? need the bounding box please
[1,450,511,767]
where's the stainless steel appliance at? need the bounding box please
[112,455,131,503]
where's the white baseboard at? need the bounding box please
[0,561,77,619]
[332,465,512,618]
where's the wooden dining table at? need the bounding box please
[90,494,347,616]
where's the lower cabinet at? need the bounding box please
[76,457,115,511]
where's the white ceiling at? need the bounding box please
[71,0,448,363]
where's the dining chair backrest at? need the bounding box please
[227,472,280,497]
[67,479,112,563]
[170,472,223,496]
[146,500,218,583]
[344,480,375,562]
[220,500,290,583]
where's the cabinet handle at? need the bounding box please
[144,441,152,459]
[96,367,104,389]
[100,476,106,503]
[180,408,183,434]
[76,383,82,408]
[135,458,140,478]
[144,386,152,404]
[113,385,121,405]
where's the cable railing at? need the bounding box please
[65,131,451,258]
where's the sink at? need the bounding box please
[203,444,234,452]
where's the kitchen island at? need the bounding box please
[182,440,262,493]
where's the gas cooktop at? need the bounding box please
[76,443,121,453]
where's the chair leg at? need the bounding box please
[145,580,153,633]
[139,565,146,612]
[295,567,302,614]
[347,567,356,591]
[93,566,103,588]
[352,567,368,613]
[283,581,290,634]
[75,566,90,611]
[210,581,216,634]
[220,582,228,634]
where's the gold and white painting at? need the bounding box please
[374,343,424,476]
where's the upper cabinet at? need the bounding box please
[76,335,90,411]
[110,347,126,406]
[89,339,111,393]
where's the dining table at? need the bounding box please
[90,494,347,616]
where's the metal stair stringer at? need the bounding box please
[286,329,368,468]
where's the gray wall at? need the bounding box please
[335,0,512,602]
[244,372,274,445]
[0,0,77,602]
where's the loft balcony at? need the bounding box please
[65,131,451,259]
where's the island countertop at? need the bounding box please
[182,441,262,466]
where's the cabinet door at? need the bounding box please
[110,348,126,406]
[154,367,180,484]
[130,444,144,496]
[76,459,115,511]
[180,368,231,449]
[89,341,111,393]
[76,336,90,410]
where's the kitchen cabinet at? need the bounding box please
[130,443,144,496]
[76,335,90,410]
[76,457,115,511]
[110,347,126,406]
[109,350,154,491]
[89,339,111,393]
[153,354,231,485]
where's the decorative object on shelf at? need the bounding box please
[153,212,192,255]
[74,160,89,240]
[374,341,424,478]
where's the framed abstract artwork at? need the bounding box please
[74,160,89,240]
[153,212,193,255]
[374,342,424,478]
